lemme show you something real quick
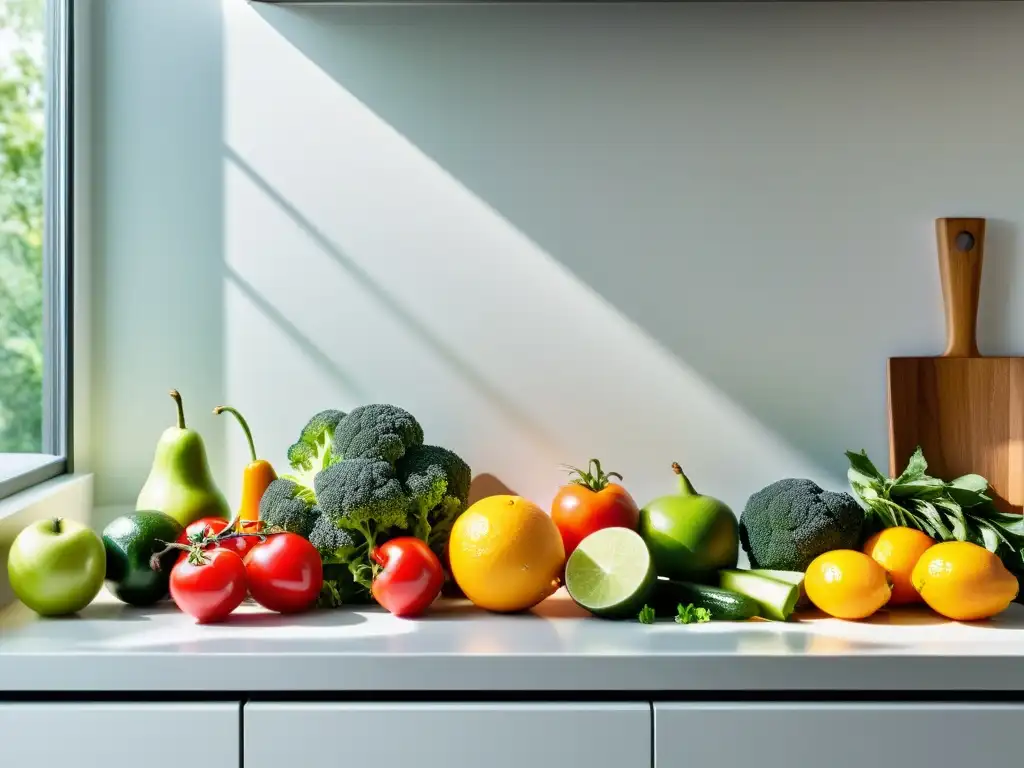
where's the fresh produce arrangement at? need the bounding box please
[257,403,471,609]
[847,447,1024,587]
[559,461,805,624]
[5,384,1023,630]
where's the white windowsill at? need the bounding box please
[0,454,65,500]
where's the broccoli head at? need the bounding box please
[739,478,865,572]
[333,404,423,464]
[258,478,318,538]
[283,409,347,489]
[270,404,471,607]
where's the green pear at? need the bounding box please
[135,389,231,528]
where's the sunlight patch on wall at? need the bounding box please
[222,2,835,510]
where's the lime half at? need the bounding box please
[565,527,655,619]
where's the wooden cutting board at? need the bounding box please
[888,217,1024,515]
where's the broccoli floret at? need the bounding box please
[258,478,317,538]
[314,458,410,588]
[333,404,423,464]
[739,478,865,572]
[396,444,472,543]
[283,409,347,489]
[308,510,361,562]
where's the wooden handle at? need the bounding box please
[937,217,986,358]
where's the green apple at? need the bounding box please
[638,462,739,582]
[7,517,106,616]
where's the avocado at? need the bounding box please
[102,510,184,607]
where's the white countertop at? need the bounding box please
[2,589,1024,693]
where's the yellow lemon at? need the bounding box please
[862,527,935,605]
[804,549,892,620]
[448,495,565,612]
[911,541,1019,621]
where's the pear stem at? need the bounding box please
[671,462,697,497]
[214,405,257,463]
[169,389,186,429]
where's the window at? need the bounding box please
[0,0,70,500]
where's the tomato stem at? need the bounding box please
[563,458,623,492]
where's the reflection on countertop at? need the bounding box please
[3,588,1024,693]
[4,588,1024,656]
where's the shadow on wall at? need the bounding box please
[468,473,518,506]
[224,149,557,451]
[248,1,1024,493]
[222,1,835,513]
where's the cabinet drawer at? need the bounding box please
[246,702,650,768]
[0,703,240,768]
[655,703,1022,768]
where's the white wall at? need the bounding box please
[87,0,1024,524]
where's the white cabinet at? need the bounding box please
[245,702,650,768]
[655,703,1023,768]
[0,703,240,768]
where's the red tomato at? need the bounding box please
[551,459,640,557]
[169,548,248,624]
[244,533,323,614]
[176,517,257,562]
[371,537,444,617]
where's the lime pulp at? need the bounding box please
[565,527,655,618]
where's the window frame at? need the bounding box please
[0,0,73,501]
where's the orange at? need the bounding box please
[804,549,892,620]
[911,541,1019,621]
[448,495,565,613]
[862,527,935,605]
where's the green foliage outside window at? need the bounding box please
[0,0,45,452]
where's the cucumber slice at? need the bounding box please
[565,527,655,619]
[746,568,809,607]
[718,569,800,621]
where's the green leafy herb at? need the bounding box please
[846,446,1024,597]
[675,603,711,624]
[637,604,656,624]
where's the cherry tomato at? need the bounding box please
[243,533,323,614]
[176,517,257,562]
[551,459,640,557]
[177,517,231,545]
[371,537,444,617]
[169,548,247,624]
